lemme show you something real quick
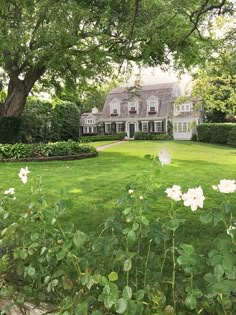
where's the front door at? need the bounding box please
[129,124,135,138]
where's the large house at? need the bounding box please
[80,82,202,140]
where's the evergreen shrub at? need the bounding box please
[227,124,236,146]
[0,117,21,143]
[134,132,172,140]
[197,123,234,144]
[80,133,126,142]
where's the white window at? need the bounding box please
[86,118,95,124]
[142,122,149,133]
[116,122,124,133]
[175,103,192,112]
[154,121,162,132]
[128,101,138,113]
[110,99,120,115]
[147,96,158,113]
[105,123,112,133]
[174,122,191,133]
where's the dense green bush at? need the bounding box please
[0,141,96,159]
[197,123,234,144]
[134,132,172,140]
[227,125,236,146]
[80,133,126,143]
[0,158,235,314]
[0,117,21,144]
[19,98,80,143]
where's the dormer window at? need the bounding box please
[110,98,120,116]
[86,118,95,124]
[128,100,138,114]
[175,103,192,113]
[147,96,158,114]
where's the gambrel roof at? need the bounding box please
[100,82,181,121]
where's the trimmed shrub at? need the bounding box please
[19,98,80,143]
[197,123,234,144]
[0,117,21,144]
[227,125,236,146]
[0,141,96,159]
[80,133,126,143]
[134,132,172,140]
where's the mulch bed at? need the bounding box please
[0,152,98,162]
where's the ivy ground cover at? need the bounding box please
[0,140,235,242]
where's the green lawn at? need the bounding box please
[1,140,236,247]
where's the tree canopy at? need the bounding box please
[0,0,234,116]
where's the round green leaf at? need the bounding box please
[123,259,132,272]
[28,266,35,277]
[185,295,197,310]
[108,271,118,282]
[123,286,132,300]
[115,298,127,314]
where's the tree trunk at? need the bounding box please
[0,66,45,117]
[0,79,28,117]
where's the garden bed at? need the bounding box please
[0,152,98,162]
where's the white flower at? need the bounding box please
[139,195,143,200]
[18,167,30,184]
[4,188,15,195]
[213,179,236,194]
[128,189,134,194]
[227,224,236,236]
[165,185,182,201]
[182,186,205,211]
[159,149,171,166]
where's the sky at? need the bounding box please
[123,66,192,95]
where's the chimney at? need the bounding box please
[134,79,140,86]
[92,107,98,114]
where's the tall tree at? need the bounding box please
[0,0,234,117]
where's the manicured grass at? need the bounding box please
[1,140,235,249]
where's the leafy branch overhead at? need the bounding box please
[0,0,234,116]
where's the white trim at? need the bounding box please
[147,95,158,113]
[86,118,95,124]
[154,120,163,132]
[128,100,138,114]
[141,121,149,133]
[116,122,124,133]
[110,98,120,115]
[105,122,112,133]
[125,121,139,138]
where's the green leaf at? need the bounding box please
[136,289,144,301]
[214,264,224,280]
[185,295,197,310]
[123,259,132,272]
[91,311,104,315]
[123,208,132,215]
[28,266,35,277]
[20,249,28,260]
[51,279,59,287]
[127,230,136,246]
[115,298,127,314]
[200,211,213,224]
[40,246,47,255]
[75,302,88,315]
[73,230,88,249]
[181,244,195,255]
[167,219,180,231]
[123,286,132,300]
[31,233,39,241]
[44,276,51,284]
[56,249,67,261]
[108,272,118,282]
[223,254,234,272]
[192,288,203,298]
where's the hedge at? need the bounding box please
[134,132,172,140]
[227,125,236,146]
[0,141,96,159]
[0,117,21,144]
[197,123,234,144]
[79,133,126,143]
[19,99,80,143]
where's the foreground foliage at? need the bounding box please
[0,154,235,314]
